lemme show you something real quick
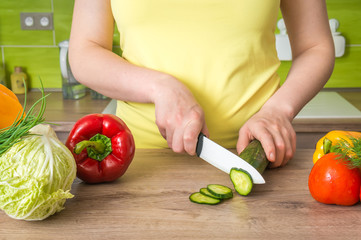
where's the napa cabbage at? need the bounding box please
[0,124,76,221]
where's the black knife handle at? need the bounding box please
[196,132,205,157]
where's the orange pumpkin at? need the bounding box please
[0,84,24,129]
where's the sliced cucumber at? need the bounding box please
[207,184,233,199]
[230,168,253,196]
[199,187,222,199]
[229,140,268,196]
[189,192,221,205]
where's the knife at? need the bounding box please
[196,133,266,184]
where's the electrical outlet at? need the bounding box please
[20,12,53,30]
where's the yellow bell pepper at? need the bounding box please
[313,130,361,164]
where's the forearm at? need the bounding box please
[69,43,172,103]
[263,43,335,119]
[263,0,335,119]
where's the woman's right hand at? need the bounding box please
[152,76,208,155]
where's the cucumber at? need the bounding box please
[189,192,221,205]
[239,140,269,174]
[190,184,234,205]
[230,168,253,196]
[207,184,233,199]
[230,140,269,196]
[199,187,222,199]
[191,140,268,203]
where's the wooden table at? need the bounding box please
[1,149,361,239]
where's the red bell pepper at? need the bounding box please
[65,114,135,183]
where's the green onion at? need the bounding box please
[0,78,49,156]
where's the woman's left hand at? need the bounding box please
[236,106,296,168]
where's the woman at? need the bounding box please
[69,0,335,168]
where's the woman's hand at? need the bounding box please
[153,77,209,155]
[236,105,296,168]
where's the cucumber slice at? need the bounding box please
[230,168,253,196]
[199,187,222,199]
[207,184,233,199]
[189,192,221,205]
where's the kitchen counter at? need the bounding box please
[16,90,361,148]
[1,148,361,239]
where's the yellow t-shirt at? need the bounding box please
[111,0,281,148]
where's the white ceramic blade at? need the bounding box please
[198,135,265,184]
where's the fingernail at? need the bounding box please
[269,152,275,161]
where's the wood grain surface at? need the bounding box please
[1,149,361,240]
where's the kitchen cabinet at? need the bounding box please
[1,148,361,239]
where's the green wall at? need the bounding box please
[0,0,360,89]
[0,0,120,89]
[0,0,74,89]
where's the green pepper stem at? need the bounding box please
[323,137,332,154]
[73,133,113,161]
[74,140,105,155]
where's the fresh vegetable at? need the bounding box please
[230,140,268,196]
[189,184,233,205]
[0,81,47,156]
[0,125,76,220]
[230,168,253,196]
[190,184,233,205]
[0,84,24,129]
[0,81,76,221]
[333,136,361,168]
[199,188,222,199]
[239,140,269,174]
[190,140,267,205]
[308,152,361,206]
[206,184,233,199]
[189,192,221,205]
[66,114,135,184]
[313,130,361,164]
